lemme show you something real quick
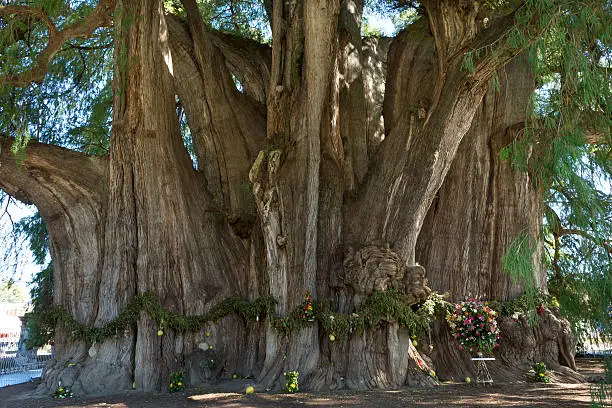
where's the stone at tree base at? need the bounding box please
[185,349,223,387]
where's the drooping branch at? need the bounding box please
[0,0,116,87]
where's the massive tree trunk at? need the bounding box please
[0,0,579,394]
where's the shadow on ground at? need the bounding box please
[0,358,606,408]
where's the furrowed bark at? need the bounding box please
[0,138,116,393]
[0,138,107,325]
[416,56,541,302]
[338,0,368,191]
[36,0,254,394]
[168,6,266,237]
[0,0,585,395]
[349,1,521,265]
[250,0,341,388]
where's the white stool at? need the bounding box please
[470,357,495,385]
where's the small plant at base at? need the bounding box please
[284,370,299,393]
[532,362,551,383]
[168,372,184,392]
[52,382,74,399]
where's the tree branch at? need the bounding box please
[167,5,266,221]
[545,204,611,262]
[0,137,107,219]
[166,13,271,104]
[0,0,116,87]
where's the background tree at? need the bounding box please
[0,0,609,394]
[0,279,27,303]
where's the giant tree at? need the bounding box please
[0,0,609,394]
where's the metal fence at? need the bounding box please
[579,333,612,357]
[0,329,52,387]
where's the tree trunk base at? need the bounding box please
[429,307,583,384]
[38,337,133,396]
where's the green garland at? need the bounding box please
[488,291,555,318]
[44,290,450,345]
[53,293,277,344]
[40,289,556,346]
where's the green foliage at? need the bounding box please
[362,0,420,36]
[501,234,540,322]
[362,17,385,37]
[590,358,611,407]
[284,370,299,393]
[195,0,270,42]
[15,212,49,265]
[25,264,54,349]
[489,291,554,318]
[0,12,113,155]
[168,372,184,393]
[502,0,612,339]
[532,362,551,383]
[34,289,450,347]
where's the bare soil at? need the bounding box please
[1,358,607,408]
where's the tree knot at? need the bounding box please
[342,243,431,304]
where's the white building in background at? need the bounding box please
[0,303,30,357]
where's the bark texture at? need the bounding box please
[0,0,581,394]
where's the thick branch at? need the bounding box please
[0,0,116,87]
[0,137,107,218]
[168,4,266,222]
[350,8,538,265]
[166,13,271,104]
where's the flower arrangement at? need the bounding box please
[446,298,500,354]
[168,371,184,392]
[284,370,299,393]
[300,291,315,322]
[532,362,551,383]
[52,382,74,399]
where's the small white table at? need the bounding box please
[471,357,495,385]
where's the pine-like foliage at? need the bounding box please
[499,1,611,339]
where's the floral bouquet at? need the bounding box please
[300,291,315,322]
[446,298,500,354]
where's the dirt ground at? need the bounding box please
[1,358,608,408]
